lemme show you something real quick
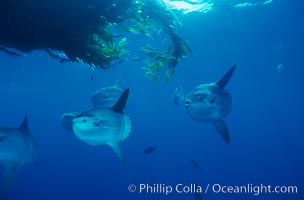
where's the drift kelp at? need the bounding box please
[0,0,131,67]
[126,0,191,82]
[0,0,190,81]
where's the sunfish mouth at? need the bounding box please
[185,100,191,106]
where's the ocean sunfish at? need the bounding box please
[90,80,125,108]
[0,116,38,192]
[185,65,236,143]
[62,89,131,164]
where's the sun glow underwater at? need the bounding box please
[161,0,274,13]
[162,0,214,14]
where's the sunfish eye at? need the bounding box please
[82,118,87,123]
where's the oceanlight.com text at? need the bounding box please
[128,183,298,196]
[211,183,298,196]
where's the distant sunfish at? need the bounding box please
[187,159,202,171]
[0,116,38,192]
[61,89,131,164]
[173,84,185,106]
[144,146,157,154]
[90,80,125,108]
[185,65,236,143]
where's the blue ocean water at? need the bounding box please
[0,0,303,199]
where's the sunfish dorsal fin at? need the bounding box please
[18,115,29,134]
[215,65,236,88]
[114,79,124,89]
[108,142,126,165]
[112,88,129,113]
[212,120,230,144]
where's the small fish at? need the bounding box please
[112,34,124,38]
[59,58,70,63]
[46,49,70,63]
[187,159,202,171]
[0,46,22,57]
[144,146,157,154]
[130,57,141,62]
[173,84,185,106]
[276,63,285,74]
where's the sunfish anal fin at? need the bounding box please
[18,115,29,134]
[3,165,21,192]
[108,142,126,165]
[215,65,236,88]
[212,120,230,144]
[112,88,129,113]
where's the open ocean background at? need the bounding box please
[0,0,303,199]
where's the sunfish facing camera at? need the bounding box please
[63,89,131,164]
[0,116,38,192]
[185,65,236,143]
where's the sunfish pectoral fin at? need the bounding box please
[215,65,236,88]
[212,120,230,144]
[108,142,126,165]
[2,165,21,192]
[112,88,129,113]
[61,112,80,132]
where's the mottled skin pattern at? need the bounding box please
[62,89,130,164]
[185,66,236,143]
[185,83,232,122]
[72,109,131,146]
